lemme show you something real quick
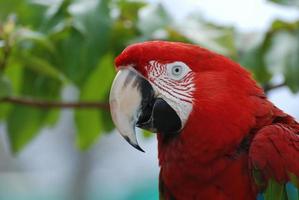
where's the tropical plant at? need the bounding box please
[0,0,298,155]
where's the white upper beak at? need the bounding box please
[109,68,145,152]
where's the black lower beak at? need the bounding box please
[137,85,182,135]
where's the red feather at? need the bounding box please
[249,118,299,183]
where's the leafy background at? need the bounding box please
[0,0,298,199]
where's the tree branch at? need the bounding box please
[263,82,286,93]
[0,82,286,111]
[0,96,110,110]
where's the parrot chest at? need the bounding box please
[158,136,257,200]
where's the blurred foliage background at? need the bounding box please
[0,0,298,153]
[0,0,298,199]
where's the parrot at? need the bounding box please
[109,41,299,200]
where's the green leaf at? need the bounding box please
[16,28,56,53]
[5,66,62,152]
[271,20,299,32]
[48,19,73,40]
[238,19,299,91]
[5,62,24,95]
[44,109,60,127]
[109,0,146,53]
[75,54,115,149]
[0,103,11,120]
[7,106,48,153]
[263,179,287,200]
[33,0,72,34]
[0,1,46,27]
[137,4,171,37]
[21,56,69,83]
[0,62,23,120]
[35,0,70,20]
[268,0,299,7]
[0,76,12,120]
[240,45,272,84]
[55,0,112,85]
[284,31,299,93]
[116,0,146,23]
[75,109,103,150]
[99,100,115,133]
[265,29,299,92]
[170,14,237,57]
[0,76,12,98]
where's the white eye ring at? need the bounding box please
[167,61,190,80]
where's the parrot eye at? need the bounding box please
[167,61,190,80]
[172,65,182,76]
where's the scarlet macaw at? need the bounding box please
[109,41,299,200]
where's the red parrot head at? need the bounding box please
[109,41,260,152]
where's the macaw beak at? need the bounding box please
[109,67,181,152]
